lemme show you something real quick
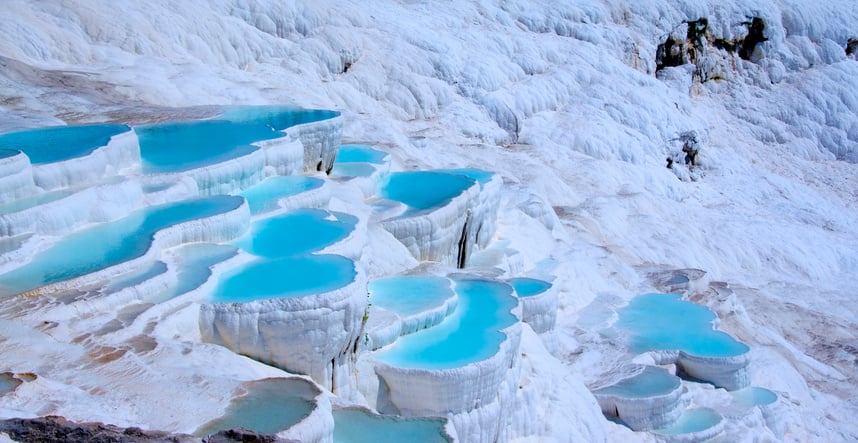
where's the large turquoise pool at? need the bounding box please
[0,124,130,164]
[375,277,517,369]
[212,254,356,303]
[235,209,356,258]
[333,408,451,443]
[616,293,749,358]
[195,378,317,437]
[381,171,475,212]
[138,106,339,174]
[369,275,454,317]
[239,176,324,215]
[0,195,243,296]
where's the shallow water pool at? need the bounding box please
[381,171,475,212]
[239,176,323,215]
[0,195,243,296]
[235,209,356,258]
[594,366,680,398]
[333,408,451,443]
[212,254,355,303]
[655,408,722,435]
[731,387,778,408]
[508,277,552,297]
[336,144,388,164]
[375,277,517,369]
[369,275,454,317]
[616,293,749,358]
[0,124,129,164]
[195,378,317,436]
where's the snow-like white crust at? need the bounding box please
[31,129,140,191]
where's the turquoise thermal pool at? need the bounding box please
[508,277,552,298]
[0,195,243,297]
[138,106,339,174]
[437,168,494,187]
[594,366,680,398]
[331,162,377,177]
[336,144,388,164]
[368,275,454,317]
[161,243,238,301]
[616,293,749,358]
[375,277,517,369]
[0,149,18,159]
[0,124,129,164]
[381,171,475,212]
[235,209,356,258]
[239,176,324,215]
[195,378,317,436]
[731,387,778,408]
[655,408,722,435]
[212,254,356,303]
[333,408,451,443]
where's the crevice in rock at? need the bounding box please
[456,213,471,269]
[739,17,767,60]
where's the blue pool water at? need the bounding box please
[0,124,129,164]
[105,261,168,293]
[331,163,377,177]
[508,277,552,297]
[195,378,317,436]
[731,387,778,408]
[235,209,357,258]
[239,176,324,215]
[369,275,454,316]
[0,149,19,159]
[161,243,238,301]
[333,408,451,443]
[381,171,475,212]
[336,144,388,164]
[0,195,243,296]
[137,120,271,173]
[212,254,355,303]
[220,105,339,131]
[655,408,722,435]
[616,293,749,358]
[375,277,517,369]
[594,366,680,398]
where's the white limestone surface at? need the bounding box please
[677,351,750,391]
[288,115,343,174]
[0,178,144,238]
[0,151,36,205]
[592,366,687,431]
[515,283,558,335]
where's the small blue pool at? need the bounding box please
[212,254,356,303]
[508,277,552,297]
[0,124,130,164]
[655,408,722,435]
[195,378,318,437]
[375,277,517,369]
[616,293,749,358]
[731,387,778,408]
[239,176,324,215]
[0,195,243,296]
[336,144,388,164]
[436,168,494,188]
[594,366,680,398]
[333,408,451,443]
[235,209,357,258]
[331,163,377,177]
[369,275,454,317]
[381,171,475,212]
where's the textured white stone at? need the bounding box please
[0,151,36,205]
[31,129,140,191]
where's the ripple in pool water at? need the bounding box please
[0,124,129,164]
[616,293,749,358]
[375,277,517,369]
